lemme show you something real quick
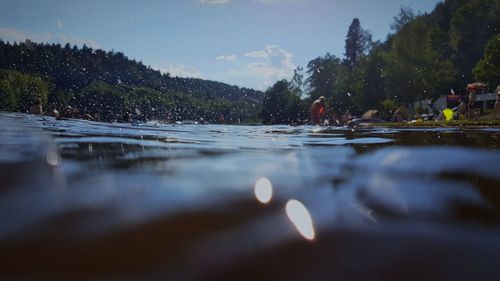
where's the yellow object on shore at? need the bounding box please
[443,108,453,122]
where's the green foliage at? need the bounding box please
[383,18,456,104]
[390,6,415,32]
[473,34,500,87]
[290,66,305,97]
[381,98,397,120]
[306,54,354,110]
[342,18,373,114]
[0,69,50,112]
[64,82,250,123]
[0,40,263,123]
[76,82,128,121]
[450,0,500,87]
[47,88,73,110]
[382,98,397,110]
[344,18,372,69]
[301,0,498,118]
[288,0,500,122]
[259,80,306,124]
[351,44,387,111]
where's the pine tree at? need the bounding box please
[343,18,372,69]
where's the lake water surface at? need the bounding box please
[1,112,499,280]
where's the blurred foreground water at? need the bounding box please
[0,112,500,280]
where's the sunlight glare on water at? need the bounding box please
[254,177,273,204]
[285,199,316,241]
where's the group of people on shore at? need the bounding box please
[309,83,500,125]
[309,96,353,126]
[451,83,500,120]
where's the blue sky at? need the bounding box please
[0,0,442,91]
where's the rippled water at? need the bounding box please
[1,112,499,280]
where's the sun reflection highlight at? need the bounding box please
[46,151,61,166]
[285,199,316,241]
[254,177,273,204]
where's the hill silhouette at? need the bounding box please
[0,40,263,123]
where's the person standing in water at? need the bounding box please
[309,96,326,125]
[29,99,43,115]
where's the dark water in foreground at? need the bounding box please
[1,112,500,280]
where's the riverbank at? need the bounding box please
[372,119,500,128]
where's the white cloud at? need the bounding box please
[199,0,231,4]
[216,54,237,61]
[244,45,295,72]
[57,19,64,29]
[247,62,287,76]
[223,45,295,90]
[245,61,292,90]
[0,26,100,49]
[244,50,268,59]
[156,61,204,79]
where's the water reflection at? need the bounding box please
[254,177,273,204]
[285,199,315,241]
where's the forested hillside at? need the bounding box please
[259,0,500,124]
[0,40,263,123]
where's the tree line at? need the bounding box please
[0,40,263,123]
[260,0,500,124]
